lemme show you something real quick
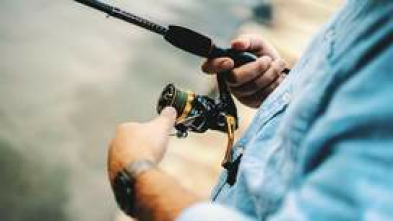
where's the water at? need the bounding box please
[0,0,254,220]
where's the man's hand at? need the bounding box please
[107,107,199,221]
[107,107,177,182]
[202,35,287,108]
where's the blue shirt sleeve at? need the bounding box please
[177,203,254,221]
[177,27,393,221]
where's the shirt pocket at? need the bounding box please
[234,79,293,153]
[210,84,292,199]
[237,86,293,175]
[237,92,293,216]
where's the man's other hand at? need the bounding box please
[202,35,287,108]
[107,107,177,182]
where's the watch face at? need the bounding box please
[112,171,136,217]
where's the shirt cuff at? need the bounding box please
[176,202,254,221]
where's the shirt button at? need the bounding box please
[325,29,335,41]
[238,146,244,155]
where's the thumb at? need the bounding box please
[152,107,177,133]
[231,37,250,51]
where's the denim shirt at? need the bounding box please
[178,1,393,220]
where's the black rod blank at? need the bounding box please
[73,0,263,68]
[74,0,168,35]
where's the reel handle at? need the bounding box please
[212,48,258,129]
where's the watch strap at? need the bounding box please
[112,159,156,218]
[124,159,156,178]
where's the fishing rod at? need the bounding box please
[74,0,259,64]
[73,1,289,216]
[73,0,293,165]
[73,0,260,157]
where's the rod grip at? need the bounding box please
[210,47,257,67]
[211,47,290,74]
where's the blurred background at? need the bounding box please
[0,0,341,221]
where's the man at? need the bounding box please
[108,1,393,221]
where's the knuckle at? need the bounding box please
[212,59,221,67]
[256,58,270,73]
[273,59,285,73]
[264,72,276,83]
[211,60,224,72]
[116,122,137,132]
[230,68,241,82]
[233,70,249,84]
[236,34,252,41]
[262,56,273,64]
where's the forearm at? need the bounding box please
[134,167,201,221]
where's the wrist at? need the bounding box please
[112,159,157,218]
[120,153,158,169]
[124,159,157,178]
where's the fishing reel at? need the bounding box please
[74,0,260,167]
[157,74,238,167]
[157,84,238,137]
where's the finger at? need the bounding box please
[231,35,279,59]
[238,73,286,108]
[229,58,285,97]
[231,36,251,51]
[201,57,234,74]
[260,73,286,98]
[231,35,264,52]
[238,69,286,108]
[230,70,278,98]
[227,56,272,86]
[262,58,286,84]
[152,107,178,133]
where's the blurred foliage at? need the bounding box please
[0,141,68,221]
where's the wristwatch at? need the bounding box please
[112,159,156,217]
